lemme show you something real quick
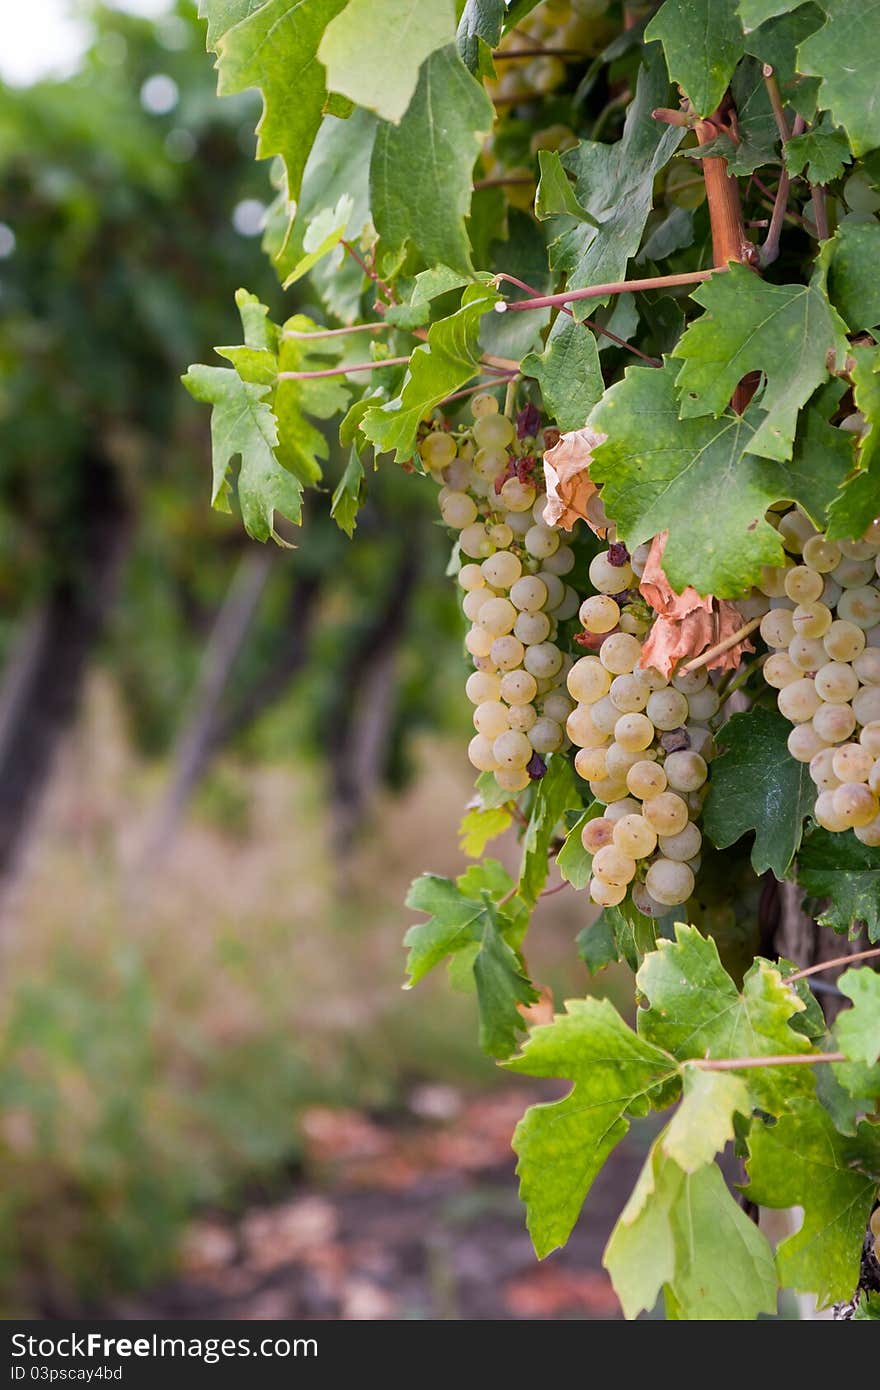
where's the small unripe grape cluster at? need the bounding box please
[424,395,580,793]
[567,546,715,912]
[759,508,880,844]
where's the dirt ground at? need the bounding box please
[109,1087,656,1321]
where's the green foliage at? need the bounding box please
[837,967,880,1066]
[703,707,815,876]
[646,0,745,117]
[370,45,493,275]
[746,1099,880,1306]
[184,0,880,1320]
[673,262,848,462]
[797,829,880,940]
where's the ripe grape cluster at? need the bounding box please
[759,508,880,844]
[566,544,717,912]
[424,396,579,793]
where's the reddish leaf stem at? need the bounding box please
[494,272,661,365]
[439,374,519,405]
[278,356,412,380]
[786,946,880,983]
[283,323,392,340]
[495,268,719,314]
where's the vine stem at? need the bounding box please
[439,374,519,406]
[283,322,391,341]
[494,272,661,365]
[495,268,719,314]
[278,356,412,380]
[680,615,763,673]
[693,1051,845,1071]
[786,946,880,983]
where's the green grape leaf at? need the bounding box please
[745,1098,880,1305]
[199,0,267,50]
[834,973,878,1067]
[362,284,499,461]
[703,706,815,878]
[604,1143,777,1320]
[826,222,880,332]
[784,118,852,186]
[672,261,848,462]
[370,44,493,276]
[319,0,456,124]
[546,49,683,318]
[742,6,824,120]
[458,804,512,857]
[576,915,619,973]
[404,860,534,1055]
[738,0,804,29]
[645,0,745,117]
[456,0,504,77]
[266,107,376,316]
[602,898,661,970]
[826,345,880,541]
[473,904,539,1058]
[837,967,880,1067]
[181,366,302,544]
[518,754,580,905]
[403,872,487,985]
[210,0,348,203]
[588,361,850,597]
[274,316,350,487]
[637,924,814,1112]
[854,1292,880,1320]
[557,804,603,891]
[534,150,600,225]
[661,1067,752,1173]
[521,316,603,432]
[507,998,678,1256]
[797,828,880,941]
[798,0,880,157]
[329,448,365,537]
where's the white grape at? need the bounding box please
[664,750,708,791]
[481,550,522,589]
[510,575,549,612]
[609,673,649,713]
[853,685,880,725]
[542,690,574,723]
[589,551,634,594]
[671,667,707,695]
[474,700,510,738]
[589,776,629,805]
[645,858,695,906]
[613,814,657,859]
[471,392,499,419]
[514,610,551,645]
[567,657,611,703]
[802,535,841,572]
[590,696,622,734]
[605,742,647,781]
[789,634,828,671]
[581,817,615,852]
[853,648,880,684]
[837,585,880,628]
[524,642,563,679]
[658,822,702,862]
[500,669,538,705]
[814,789,850,831]
[465,671,501,704]
[525,525,560,559]
[764,653,801,688]
[614,713,655,752]
[542,544,575,576]
[589,877,626,906]
[507,703,537,732]
[812,700,856,743]
[459,522,494,558]
[791,601,832,638]
[477,596,517,637]
[832,742,874,783]
[760,609,796,648]
[626,759,668,799]
[814,661,859,703]
[777,678,821,723]
[465,625,494,659]
[784,565,824,603]
[463,588,491,621]
[824,620,865,661]
[499,478,536,512]
[832,781,879,827]
[604,797,641,823]
[579,594,619,633]
[599,632,642,675]
[809,747,840,790]
[529,717,563,753]
[487,522,514,548]
[458,563,485,592]
[537,571,565,611]
[468,734,498,772]
[642,792,689,836]
[860,721,880,756]
[440,491,478,529]
[553,586,579,621]
[646,688,689,730]
[787,723,828,763]
[592,845,637,887]
[473,412,514,450]
[491,635,526,670]
[833,556,876,588]
[575,745,609,780]
[493,729,533,769]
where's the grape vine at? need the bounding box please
[185,0,880,1319]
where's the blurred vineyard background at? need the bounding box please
[0,1,620,1316]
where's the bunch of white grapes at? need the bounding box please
[566,543,718,912]
[423,395,580,793]
[758,507,880,844]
